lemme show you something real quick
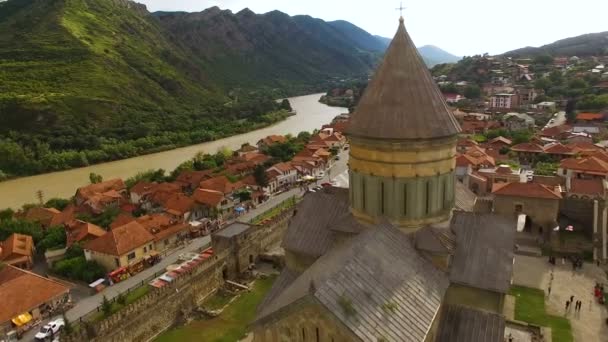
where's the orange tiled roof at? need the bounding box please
[76,179,125,201]
[271,162,296,173]
[576,113,604,121]
[570,178,604,196]
[560,156,608,174]
[0,265,70,324]
[488,136,512,146]
[511,143,544,153]
[492,182,562,200]
[136,214,173,232]
[175,170,213,188]
[540,124,571,138]
[567,141,602,154]
[163,193,195,215]
[543,143,575,155]
[109,213,136,230]
[192,189,225,207]
[199,176,243,195]
[84,221,154,256]
[0,233,34,261]
[259,135,287,146]
[24,207,63,227]
[130,181,157,196]
[65,220,106,247]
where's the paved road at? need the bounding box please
[543,111,566,129]
[22,150,350,341]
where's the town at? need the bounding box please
[2,5,608,342]
[0,117,349,341]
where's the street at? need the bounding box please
[21,149,350,341]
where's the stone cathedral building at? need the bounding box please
[252,17,516,342]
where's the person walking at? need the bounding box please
[547,286,552,296]
[570,295,574,303]
[566,300,570,311]
[578,301,582,312]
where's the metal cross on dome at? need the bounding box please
[396,2,406,17]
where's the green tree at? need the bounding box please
[101,295,112,316]
[296,131,311,143]
[565,99,577,123]
[0,208,14,221]
[44,198,70,211]
[568,78,588,89]
[463,85,481,99]
[279,99,293,111]
[253,165,269,187]
[62,314,73,335]
[533,54,553,65]
[89,172,103,184]
[0,219,43,242]
[534,78,552,92]
[548,71,563,85]
[37,226,67,253]
[65,244,84,259]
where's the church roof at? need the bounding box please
[436,304,506,342]
[346,18,460,140]
[454,181,478,212]
[257,223,450,341]
[449,212,516,293]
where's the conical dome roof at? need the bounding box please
[347,18,461,140]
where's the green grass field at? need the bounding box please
[155,276,276,342]
[510,285,573,342]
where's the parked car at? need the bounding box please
[35,318,64,340]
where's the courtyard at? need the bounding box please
[513,255,608,342]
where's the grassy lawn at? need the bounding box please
[204,291,236,311]
[510,285,573,342]
[91,285,150,322]
[155,276,276,342]
[250,197,296,224]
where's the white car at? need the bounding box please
[35,318,64,340]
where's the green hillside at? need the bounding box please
[505,31,608,57]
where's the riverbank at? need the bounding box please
[0,94,346,209]
[154,275,276,342]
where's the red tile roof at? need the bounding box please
[130,181,157,196]
[192,189,225,207]
[567,141,602,154]
[540,124,571,138]
[65,220,106,247]
[271,162,296,173]
[488,136,512,146]
[492,182,562,200]
[76,179,125,201]
[163,193,195,215]
[560,156,608,174]
[569,178,605,196]
[511,143,544,153]
[109,213,136,230]
[199,176,243,195]
[175,170,213,189]
[23,207,63,227]
[543,143,574,155]
[85,221,154,256]
[136,214,173,232]
[576,112,604,121]
[0,265,70,324]
[258,135,287,146]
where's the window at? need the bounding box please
[149,244,153,250]
[302,327,306,341]
[143,246,147,253]
[127,252,136,260]
[115,258,120,267]
[515,204,523,213]
[403,183,408,216]
[380,182,385,214]
[316,327,320,342]
[426,181,431,215]
[362,177,366,210]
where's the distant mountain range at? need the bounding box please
[505,31,608,57]
[373,35,460,66]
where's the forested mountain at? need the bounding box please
[505,31,608,57]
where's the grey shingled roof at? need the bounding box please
[256,268,299,315]
[257,223,450,341]
[455,181,477,212]
[346,18,460,140]
[214,222,251,238]
[414,225,456,254]
[449,212,516,293]
[436,304,505,342]
[282,188,350,258]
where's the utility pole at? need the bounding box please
[36,190,44,205]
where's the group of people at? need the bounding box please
[565,295,583,313]
[547,255,584,271]
[594,283,605,304]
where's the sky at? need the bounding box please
[139,0,608,56]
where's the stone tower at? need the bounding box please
[346,17,461,232]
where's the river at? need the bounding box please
[0,93,346,209]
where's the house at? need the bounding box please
[22,207,64,230]
[559,156,608,179]
[129,181,157,204]
[235,143,259,156]
[473,165,522,195]
[239,152,271,166]
[0,265,70,338]
[263,170,280,195]
[65,220,106,248]
[456,138,479,153]
[140,183,182,211]
[503,113,534,131]
[566,178,607,199]
[535,101,556,111]
[75,179,126,210]
[192,189,233,219]
[486,136,512,150]
[492,182,562,231]
[0,233,34,269]
[511,142,544,164]
[163,193,196,222]
[267,162,298,189]
[135,214,189,252]
[199,176,244,197]
[84,221,156,272]
[257,135,287,150]
[543,142,575,160]
[173,170,214,192]
[490,93,516,109]
[576,112,604,123]
[224,161,256,177]
[540,124,572,140]
[572,124,600,136]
